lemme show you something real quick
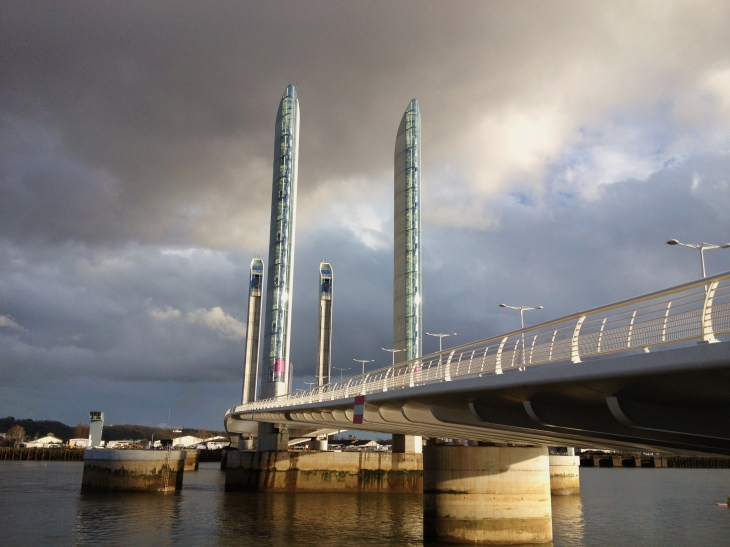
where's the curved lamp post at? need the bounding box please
[499,304,544,370]
[332,366,350,382]
[353,359,374,375]
[425,332,457,353]
[667,239,730,278]
[381,348,403,367]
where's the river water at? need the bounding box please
[1,461,728,546]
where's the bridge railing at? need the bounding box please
[231,271,730,414]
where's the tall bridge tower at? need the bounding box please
[315,262,333,387]
[262,85,300,399]
[393,99,422,364]
[241,257,263,404]
[392,99,422,454]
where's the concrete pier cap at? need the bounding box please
[423,445,552,544]
[82,449,186,492]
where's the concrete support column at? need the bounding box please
[392,434,422,453]
[311,438,328,451]
[238,437,254,451]
[257,422,289,452]
[548,455,580,495]
[423,445,552,544]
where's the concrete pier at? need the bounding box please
[423,445,552,545]
[184,449,200,471]
[225,450,422,492]
[548,455,580,495]
[392,434,422,454]
[82,449,186,492]
[310,439,328,451]
[257,422,289,452]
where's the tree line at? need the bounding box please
[1,417,223,443]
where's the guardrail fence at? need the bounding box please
[230,272,730,415]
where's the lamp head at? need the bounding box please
[721,243,730,249]
[667,239,679,245]
[537,306,544,309]
[499,303,507,307]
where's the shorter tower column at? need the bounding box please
[423,445,552,544]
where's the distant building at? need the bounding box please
[89,411,104,447]
[68,438,89,448]
[172,435,203,447]
[25,435,63,448]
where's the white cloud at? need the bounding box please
[186,306,247,341]
[147,303,245,340]
[148,305,182,322]
[160,248,197,258]
[300,174,391,251]
[691,172,702,191]
[0,315,22,330]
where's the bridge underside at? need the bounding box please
[227,342,730,455]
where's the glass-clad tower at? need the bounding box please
[263,85,300,398]
[316,262,333,386]
[393,99,421,364]
[241,257,264,404]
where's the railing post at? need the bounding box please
[662,301,672,342]
[571,315,586,363]
[510,339,519,368]
[444,351,455,381]
[597,317,606,353]
[548,330,557,361]
[701,281,720,343]
[529,334,537,364]
[495,337,508,374]
[627,310,637,347]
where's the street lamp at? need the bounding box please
[667,239,730,278]
[498,304,544,329]
[353,359,374,375]
[425,332,457,353]
[304,381,316,390]
[499,304,544,370]
[381,348,403,367]
[332,366,350,381]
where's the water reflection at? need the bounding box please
[76,491,181,546]
[551,494,585,547]
[217,491,423,546]
[2,462,730,547]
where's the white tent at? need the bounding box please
[25,435,64,448]
[172,435,202,447]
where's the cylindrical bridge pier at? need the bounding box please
[423,445,552,544]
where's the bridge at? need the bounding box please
[225,271,730,456]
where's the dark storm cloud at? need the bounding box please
[4,1,728,248]
[1,1,730,427]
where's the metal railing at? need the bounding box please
[229,271,730,415]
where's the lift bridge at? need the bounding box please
[226,272,730,455]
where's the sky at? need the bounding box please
[1,1,730,430]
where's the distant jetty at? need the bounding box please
[0,447,223,462]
